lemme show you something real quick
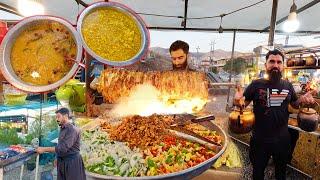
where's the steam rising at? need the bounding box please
[110,83,206,117]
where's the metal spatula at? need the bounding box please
[171,114,215,127]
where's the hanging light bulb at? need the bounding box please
[18,0,45,17]
[218,15,224,33]
[218,25,223,33]
[283,0,300,33]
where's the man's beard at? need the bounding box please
[267,67,282,84]
[173,60,188,70]
[57,120,64,127]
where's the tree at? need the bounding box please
[211,67,218,73]
[223,57,247,74]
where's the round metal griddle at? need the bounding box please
[86,121,228,180]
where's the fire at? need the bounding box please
[110,83,207,117]
[310,81,317,90]
[304,80,318,93]
[311,70,320,91]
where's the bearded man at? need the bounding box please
[169,40,192,71]
[234,49,315,180]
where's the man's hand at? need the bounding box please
[35,147,46,154]
[234,85,245,107]
[299,90,316,105]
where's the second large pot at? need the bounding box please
[305,55,317,66]
[77,2,150,67]
[297,103,319,132]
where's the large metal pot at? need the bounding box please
[286,58,295,67]
[305,55,316,66]
[229,107,255,134]
[77,2,150,67]
[294,57,305,66]
[0,16,83,93]
[297,103,319,132]
[86,121,228,180]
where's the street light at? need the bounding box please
[283,0,300,33]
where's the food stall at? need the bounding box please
[79,3,230,179]
[0,145,36,180]
[0,0,319,179]
[0,107,59,180]
[284,46,320,177]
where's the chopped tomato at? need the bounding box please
[207,153,215,158]
[204,154,210,159]
[151,149,158,156]
[200,156,206,162]
[162,145,170,151]
[187,161,193,167]
[159,166,169,174]
[195,159,202,164]
[199,148,207,155]
[180,140,186,147]
[164,136,177,146]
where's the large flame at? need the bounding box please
[110,83,207,117]
[310,81,317,90]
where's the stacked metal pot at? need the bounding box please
[286,55,318,67]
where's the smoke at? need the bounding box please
[109,83,206,118]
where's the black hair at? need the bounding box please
[55,107,70,118]
[266,49,285,61]
[169,40,189,54]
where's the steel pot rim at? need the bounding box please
[0,15,83,93]
[76,1,150,67]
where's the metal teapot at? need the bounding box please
[229,106,255,134]
[297,102,319,132]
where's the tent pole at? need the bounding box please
[183,0,189,29]
[0,2,23,17]
[226,30,237,112]
[268,0,279,46]
[229,30,236,81]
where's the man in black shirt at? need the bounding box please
[234,49,315,180]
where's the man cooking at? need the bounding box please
[36,108,86,180]
[169,40,192,71]
[234,49,315,180]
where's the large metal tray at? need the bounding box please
[86,120,228,180]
